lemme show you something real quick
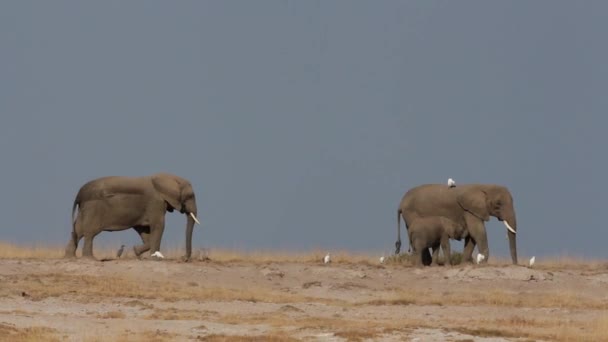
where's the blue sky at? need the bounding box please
[1,1,607,259]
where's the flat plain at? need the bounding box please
[1,244,607,341]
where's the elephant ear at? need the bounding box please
[457,189,490,221]
[151,176,182,210]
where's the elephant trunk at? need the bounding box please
[184,212,196,261]
[508,230,517,265]
[503,213,517,265]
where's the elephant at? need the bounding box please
[396,183,518,265]
[408,216,467,267]
[64,173,202,261]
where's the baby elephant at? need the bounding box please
[408,216,467,267]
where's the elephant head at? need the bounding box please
[457,185,517,264]
[151,173,201,260]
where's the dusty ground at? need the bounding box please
[1,253,608,341]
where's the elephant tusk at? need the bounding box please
[504,221,516,234]
[190,212,201,225]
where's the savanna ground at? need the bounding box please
[1,243,608,341]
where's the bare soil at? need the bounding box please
[1,256,607,341]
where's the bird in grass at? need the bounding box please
[151,251,165,259]
[380,256,386,264]
[116,245,125,258]
[447,178,456,188]
[323,253,331,264]
[476,253,485,264]
[529,256,536,267]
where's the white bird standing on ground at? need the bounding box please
[529,256,535,267]
[116,244,125,258]
[380,254,386,264]
[151,251,165,259]
[447,178,456,188]
[323,253,331,264]
[476,253,485,264]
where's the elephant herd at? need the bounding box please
[65,173,519,266]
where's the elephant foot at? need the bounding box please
[63,251,76,259]
[133,246,144,259]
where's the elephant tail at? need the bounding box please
[395,209,402,255]
[70,195,80,242]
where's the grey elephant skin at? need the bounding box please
[408,216,467,267]
[64,173,201,261]
[396,184,518,265]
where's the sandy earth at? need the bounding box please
[0,257,607,341]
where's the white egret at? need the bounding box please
[476,253,485,264]
[323,253,331,264]
[447,178,456,188]
[151,251,165,259]
[529,256,535,267]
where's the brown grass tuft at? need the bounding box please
[0,323,60,342]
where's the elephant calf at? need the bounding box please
[408,216,467,267]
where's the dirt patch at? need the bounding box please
[0,258,606,341]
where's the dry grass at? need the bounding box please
[1,272,342,306]
[197,334,301,342]
[0,323,60,342]
[2,243,608,342]
[361,288,608,310]
[448,314,608,342]
[0,242,381,265]
[3,242,607,271]
[145,307,219,320]
[97,310,126,319]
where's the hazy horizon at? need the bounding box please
[2,1,607,260]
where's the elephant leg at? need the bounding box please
[421,248,433,266]
[82,233,98,259]
[133,226,152,257]
[462,236,476,263]
[441,236,451,266]
[64,227,83,258]
[412,250,423,268]
[465,214,489,263]
[431,245,440,266]
[149,218,166,255]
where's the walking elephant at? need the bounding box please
[408,216,467,267]
[396,183,518,265]
[64,173,202,261]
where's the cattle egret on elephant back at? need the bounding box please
[476,253,485,264]
[323,253,331,264]
[447,178,456,188]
